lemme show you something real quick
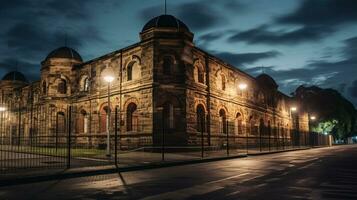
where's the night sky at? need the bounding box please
[1,0,357,107]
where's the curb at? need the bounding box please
[247,147,311,156]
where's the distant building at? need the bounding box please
[0,15,309,148]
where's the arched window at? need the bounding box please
[127,63,133,81]
[42,81,46,94]
[100,106,110,133]
[58,79,67,94]
[219,109,227,134]
[77,110,88,134]
[84,77,90,91]
[196,104,206,133]
[194,64,205,84]
[127,103,138,132]
[56,112,66,135]
[163,56,173,75]
[198,68,204,84]
[235,113,243,135]
[221,74,226,90]
[163,102,174,130]
[127,61,140,81]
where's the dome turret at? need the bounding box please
[45,46,82,62]
[2,71,28,83]
[141,15,190,33]
[256,73,278,90]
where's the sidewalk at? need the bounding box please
[0,146,324,187]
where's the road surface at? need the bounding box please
[1,145,357,200]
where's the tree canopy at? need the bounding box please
[293,85,357,139]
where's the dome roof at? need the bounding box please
[142,15,190,32]
[46,46,82,61]
[2,71,28,83]
[256,73,278,89]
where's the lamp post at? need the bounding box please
[0,105,5,142]
[238,83,248,154]
[308,115,316,146]
[290,106,297,148]
[102,66,115,157]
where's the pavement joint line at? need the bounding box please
[0,146,332,187]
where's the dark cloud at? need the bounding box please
[212,50,281,66]
[228,25,334,45]
[139,1,227,31]
[222,0,246,11]
[176,2,225,31]
[45,0,92,19]
[0,58,40,81]
[196,31,226,48]
[243,35,357,106]
[0,0,108,83]
[277,0,357,27]
[5,22,82,55]
[229,0,357,45]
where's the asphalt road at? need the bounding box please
[1,145,357,200]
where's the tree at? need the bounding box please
[293,85,357,140]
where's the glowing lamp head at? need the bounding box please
[238,83,248,90]
[310,116,316,120]
[0,106,6,112]
[103,75,114,83]
[102,66,115,83]
[290,107,297,112]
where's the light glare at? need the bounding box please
[290,107,297,112]
[103,75,114,83]
[238,83,247,90]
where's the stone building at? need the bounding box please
[0,15,309,149]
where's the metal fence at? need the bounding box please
[0,105,331,174]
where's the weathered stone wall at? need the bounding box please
[0,24,310,149]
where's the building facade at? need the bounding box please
[0,15,309,149]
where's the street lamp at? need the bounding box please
[310,116,316,120]
[0,106,6,112]
[238,83,248,90]
[290,107,297,112]
[102,66,115,157]
[237,83,248,154]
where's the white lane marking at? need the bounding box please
[206,173,250,184]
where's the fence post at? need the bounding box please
[282,130,285,150]
[55,113,58,152]
[246,125,249,154]
[161,110,165,161]
[226,120,229,156]
[268,129,271,152]
[259,128,262,152]
[201,119,204,158]
[67,106,72,169]
[114,107,118,166]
